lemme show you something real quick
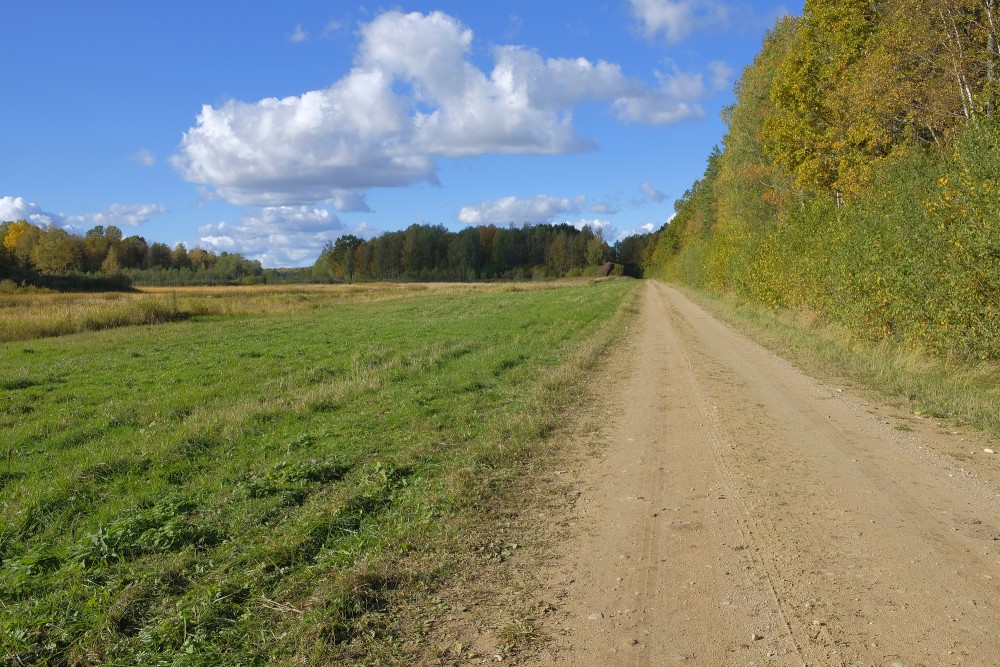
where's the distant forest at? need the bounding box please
[313,223,652,282]
[644,0,1000,361]
[0,221,268,288]
[0,218,654,289]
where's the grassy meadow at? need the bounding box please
[0,282,492,343]
[0,279,638,665]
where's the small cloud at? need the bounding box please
[641,182,666,202]
[571,218,615,237]
[131,148,156,167]
[197,220,228,236]
[616,222,657,240]
[504,14,524,41]
[590,202,619,215]
[67,203,168,228]
[631,0,695,42]
[630,0,730,43]
[612,65,714,125]
[323,19,344,37]
[201,234,237,250]
[707,60,734,91]
[290,24,309,43]
[770,5,793,22]
[331,191,371,213]
[457,194,586,225]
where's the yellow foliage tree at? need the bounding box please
[3,220,41,267]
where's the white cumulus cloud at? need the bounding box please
[568,217,654,243]
[630,0,730,42]
[571,218,615,236]
[67,203,167,228]
[174,10,725,207]
[457,195,586,225]
[173,65,423,206]
[197,206,361,267]
[613,65,724,124]
[2,196,167,235]
[616,222,658,241]
[290,25,309,43]
[0,196,62,227]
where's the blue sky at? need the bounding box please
[2,1,799,267]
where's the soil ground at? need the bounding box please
[425,280,1000,667]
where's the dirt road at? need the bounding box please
[525,281,1000,667]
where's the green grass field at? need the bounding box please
[0,280,637,666]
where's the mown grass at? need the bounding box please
[0,279,638,665]
[0,282,545,343]
[678,285,1000,437]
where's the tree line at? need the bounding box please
[645,0,1000,361]
[0,220,264,287]
[313,223,645,282]
[0,216,652,289]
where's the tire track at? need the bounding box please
[650,281,811,665]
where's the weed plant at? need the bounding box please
[0,279,637,665]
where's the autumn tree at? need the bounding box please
[32,226,77,274]
[83,225,122,272]
[323,234,364,282]
[646,4,1000,360]
[545,231,571,274]
[701,17,798,290]
[3,220,42,269]
[763,0,885,198]
[586,234,609,266]
[876,0,1000,131]
[101,248,122,275]
[187,246,215,270]
[118,235,149,269]
[146,242,172,269]
[171,244,191,270]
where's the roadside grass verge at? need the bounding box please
[0,278,638,665]
[676,284,1000,437]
